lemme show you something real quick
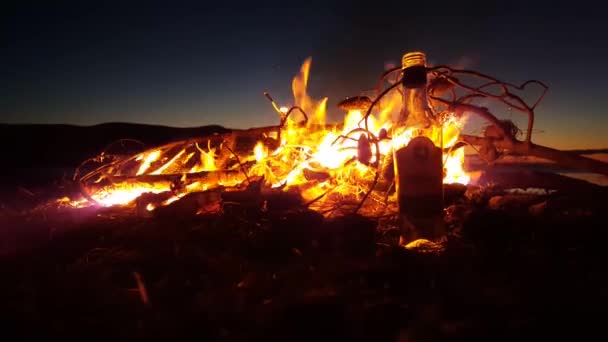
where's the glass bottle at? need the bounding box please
[392,51,445,243]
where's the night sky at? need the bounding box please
[3,1,607,149]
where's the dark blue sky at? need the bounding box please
[3,1,607,148]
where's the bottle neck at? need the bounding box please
[399,85,431,129]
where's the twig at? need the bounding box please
[360,81,402,133]
[429,66,548,144]
[264,91,310,142]
[331,127,378,146]
[303,186,336,207]
[354,138,382,214]
[264,91,283,115]
[282,106,309,126]
[278,106,309,141]
[223,142,251,185]
[376,66,401,96]
[430,96,514,144]
[384,181,394,205]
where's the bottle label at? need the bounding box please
[394,136,443,218]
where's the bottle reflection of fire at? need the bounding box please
[392,52,445,243]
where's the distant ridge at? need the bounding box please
[465,148,608,158]
[0,122,230,170]
[2,123,607,186]
[565,148,608,155]
[0,122,228,131]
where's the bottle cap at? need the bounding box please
[401,51,428,88]
[402,51,427,69]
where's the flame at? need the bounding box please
[57,196,89,208]
[72,57,470,215]
[254,141,268,162]
[193,141,219,172]
[292,57,327,126]
[136,150,161,175]
[91,184,168,207]
[150,149,186,175]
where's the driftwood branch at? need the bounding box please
[431,96,514,143]
[461,135,608,176]
[429,66,548,144]
[427,66,608,177]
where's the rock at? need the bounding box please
[302,168,331,182]
[464,185,487,205]
[488,193,546,211]
[488,195,505,210]
[529,201,547,216]
[444,183,468,205]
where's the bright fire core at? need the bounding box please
[71,58,470,215]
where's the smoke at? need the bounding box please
[384,61,397,71]
[451,54,481,69]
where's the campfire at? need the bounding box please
[7,52,608,341]
[69,53,469,220]
[64,50,608,242]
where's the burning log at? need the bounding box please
[101,169,244,184]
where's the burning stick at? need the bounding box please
[264,91,309,143]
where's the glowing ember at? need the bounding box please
[404,238,445,253]
[57,196,89,208]
[92,185,167,207]
[70,57,470,215]
[136,150,161,175]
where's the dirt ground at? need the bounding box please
[1,172,607,341]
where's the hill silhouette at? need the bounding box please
[0,122,230,186]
